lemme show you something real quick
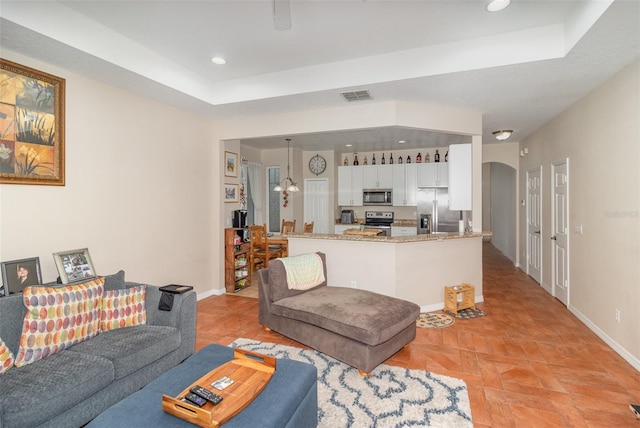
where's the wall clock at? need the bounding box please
[309,154,327,176]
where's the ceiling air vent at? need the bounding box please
[341,90,372,102]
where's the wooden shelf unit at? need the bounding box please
[224,228,251,293]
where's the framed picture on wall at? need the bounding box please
[224,151,238,177]
[0,257,42,295]
[224,183,239,203]
[52,248,97,284]
[0,58,66,185]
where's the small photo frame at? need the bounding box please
[225,151,238,177]
[0,257,42,295]
[53,248,97,284]
[224,183,239,203]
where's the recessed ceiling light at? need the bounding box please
[211,57,226,65]
[486,0,510,12]
[345,144,353,147]
[492,130,513,141]
[398,140,406,144]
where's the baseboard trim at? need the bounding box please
[569,304,640,372]
[420,295,484,314]
[196,288,224,301]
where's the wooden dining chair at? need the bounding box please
[303,221,314,233]
[249,224,282,274]
[281,219,296,234]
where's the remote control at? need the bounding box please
[190,385,223,405]
[184,392,207,407]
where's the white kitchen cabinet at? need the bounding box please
[392,164,417,206]
[391,226,417,237]
[338,166,363,206]
[448,143,472,210]
[417,163,449,188]
[362,165,393,189]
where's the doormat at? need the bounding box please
[416,312,455,328]
[447,308,487,320]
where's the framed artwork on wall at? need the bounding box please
[224,183,239,203]
[0,257,42,295]
[225,151,238,177]
[0,58,66,186]
[52,248,96,284]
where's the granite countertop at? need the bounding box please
[289,231,492,243]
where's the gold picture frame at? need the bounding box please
[0,58,65,185]
[224,183,239,203]
[224,151,238,177]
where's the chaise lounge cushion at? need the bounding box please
[272,286,419,347]
[0,349,113,427]
[69,324,180,379]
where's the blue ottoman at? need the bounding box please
[87,344,318,427]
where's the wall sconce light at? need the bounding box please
[492,130,513,141]
[520,148,529,157]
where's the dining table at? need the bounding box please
[267,235,289,257]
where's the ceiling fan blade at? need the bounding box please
[273,0,292,30]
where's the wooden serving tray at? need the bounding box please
[162,348,276,428]
[343,228,382,236]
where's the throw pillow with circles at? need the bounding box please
[14,277,104,368]
[0,337,15,375]
[100,285,147,331]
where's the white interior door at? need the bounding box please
[526,167,542,283]
[304,179,329,234]
[551,160,569,305]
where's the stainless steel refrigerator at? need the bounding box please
[416,188,459,234]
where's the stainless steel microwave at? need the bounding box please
[363,189,392,206]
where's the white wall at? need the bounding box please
[489,163,517,262]
[519,60,640,368]
[0,51,217,295]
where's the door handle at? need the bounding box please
[551,236,557,240]
[534,231,541,234]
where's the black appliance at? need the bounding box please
[363,211,394,236]
[232,210,247,228]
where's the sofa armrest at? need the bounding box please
[124,282,196,356]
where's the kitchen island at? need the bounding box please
[286,231,489,312]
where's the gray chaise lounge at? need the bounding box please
[258,252,420,374]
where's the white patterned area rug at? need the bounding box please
[231,338,473,428]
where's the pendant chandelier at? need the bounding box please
[274,138,299,192]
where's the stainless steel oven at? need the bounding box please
[364,211,394,236]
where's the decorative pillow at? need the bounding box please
[14,277,104,368]
[103,270,126,291]
[100,285,147,331]
[0,337,14,375]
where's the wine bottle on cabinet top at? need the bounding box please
[381,153,386,164]
[416,153,422,163]
[445,150,448,162]
[372,154,376,165]
[434,150,440,162]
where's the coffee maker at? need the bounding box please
[232,210,247,228]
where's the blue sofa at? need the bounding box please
[0,271,196,428]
